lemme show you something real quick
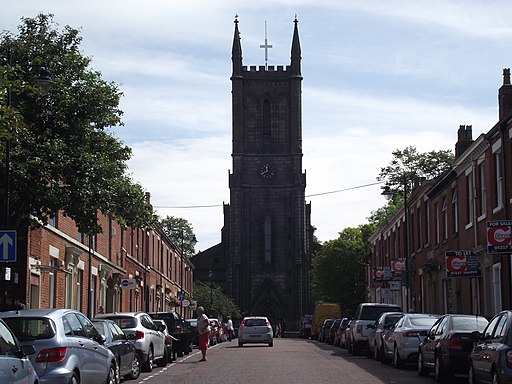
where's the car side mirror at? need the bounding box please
[470,331,481,342]
[156,324,166,332]
[94,334,107,344]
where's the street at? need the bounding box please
[132,338,469,384]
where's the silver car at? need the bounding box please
[238,316,273,347]
[97,312,166,372]
[0,308,117,384]
[383,313,439,368]
[0,317,38,384]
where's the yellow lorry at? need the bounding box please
[311,302,342,340]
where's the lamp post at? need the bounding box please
[2,46,54,310]
[208,269,213,312]
[179,228,197,318]
[381,177,410,311]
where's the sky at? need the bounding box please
[2,1,511,251]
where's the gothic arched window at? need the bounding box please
[263,98,271,143]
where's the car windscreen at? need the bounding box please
[3,317,56,340]
[105,317,137,329]
[244,319,267,327]
[360,306,401,320]
[409,317,438,327]
[452,317,488,332]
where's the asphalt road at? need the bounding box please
[130,338,469,384]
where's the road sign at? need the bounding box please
[120,278,136,290]
[182,299,190,307]
[0,231,16,262]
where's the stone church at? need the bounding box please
[193,17,312,328]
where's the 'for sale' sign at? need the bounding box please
[487,221,512,253]
[445,251,481,278]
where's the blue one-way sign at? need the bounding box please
[0,231,16,262]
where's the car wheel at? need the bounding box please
[418,351,428,377]
[238,340,243,347]
[352,343,360,356]
[125,353,141,380]
[492,369,500,384]
[105,362,117,384]
[142,347,154,372]
[468,362,476,384]
[393,345,403,368]
[69,372,79,384]
[435,354,447,382]
[373,344,379,360]
[269,341,273,347]
[157,349,168,367]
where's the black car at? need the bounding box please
[92,318,141,381]
[418,313,488,381]
[148,312,192,358]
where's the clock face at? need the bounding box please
[259,163,275,179]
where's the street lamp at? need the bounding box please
[2,47,54,311]
[208,269,213,312]
[179,228,197,318]
[381,180,410,312]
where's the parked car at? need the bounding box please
[97,312,166,372]
[368,312,404,360]
[0,308,117,384]
[299,315,313,339]
[334,318,350,347]
[152,319,173,364]
[208,320,218,346]
[238,316,273,347]
[185,318,199,346]
[417,313,488,381]
[318,318,335,343]
[92,318,141,381]
[0,317,38,384]
[209,318,224,343]
[148,312,193,358]
[340,319,352,348]
[347,302,402,355]
[383,313,439,368]
[326,319,341,345]
[468,310,512,384]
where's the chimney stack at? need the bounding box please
[455,125,473,158]
[499,68,512,120]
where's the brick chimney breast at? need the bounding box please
[455,125,473,159]
[499,68,512,120]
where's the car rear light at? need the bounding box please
[402,331,420,337]
[449,335,462,349]
[240,322,245,328]
[35,347,67,363]
[165,335,171,344]
[506,349,512,369]
[175,325,181,333]
[134,330,145,340]
[266,321,270,327]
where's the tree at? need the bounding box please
[369,146,454,227]
[0,14,155,234]
[193,281,241,319]
[311,224,374,314]
[159,216,197,257]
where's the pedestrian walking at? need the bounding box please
[196,306,211,362]
[226,316,234,341]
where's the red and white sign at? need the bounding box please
[391,259,406,273]
[372,267,392,282]
[487,221,512,253]
[445,251,481,278]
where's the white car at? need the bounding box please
[238,316,273,347]
[0,318,38,384]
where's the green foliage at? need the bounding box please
[311,224,374,313]
[370,146,454,228]
[193,281,241,319]
[159,216,197,257]
[0,14,155,234]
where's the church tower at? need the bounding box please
[223,17,312,327]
